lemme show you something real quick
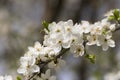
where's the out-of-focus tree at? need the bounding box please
[0,0,120,80]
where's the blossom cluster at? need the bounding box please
[44,18,115,55]
[104,71,120,80]
[16,41,67,80]
[17,41,61,78]
[37,69,56,80]
[0,75,13,80]
[16,11,117,79]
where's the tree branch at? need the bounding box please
[114,26,120,32]
[28,48,69,80]
[28,23,120,80]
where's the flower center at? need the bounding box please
[58,40,62,44]
[67,28,71,32]
[56,29,61,33]
[77,48,81,52]
[104,39,107,42]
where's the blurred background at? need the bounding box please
[0,0,120,80]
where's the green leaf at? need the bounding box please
[108,15,115,21]
[16,76,21,80]
[118,17,120,21]
[113,9,120,20]
[85,54,96,64]
[42,20,49,31]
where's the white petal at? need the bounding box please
[29,58,36,66]
[17,67,27,74]
[0,76,4,80]
[20,57,28,66]
[52,45,62,53]
[108,39,115,47]
[70,44,76,53]
[105,32,112,39]
[5,75,13,80]
[48,61,55,68]
[110,24,115,31]
[67,20,73,26]
[102,44,109,51]
[28,47,35,52]
[79,50,84,56]
[72,24,81,34]
[62,40,71,48]
[96,41,101,46]
[31,65,40,73]
[48,22,56,31]
[34,41,42,49]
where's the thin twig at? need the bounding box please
[28,48,69,80]
[28,24,120,80]
[114,27,120,32]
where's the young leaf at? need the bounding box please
[16,76,21,80]
[85,54,96,64]
[108,15,115,21]
[113,9,120,20]
[118,17,120,21]
[42,21,49,31]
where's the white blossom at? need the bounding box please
[27,41,43,58]
[70,44,84,57]
[48,58,66,71]
[104,10,114,17]
[44,20,74,53]
[104,71,120,80]
[90,21,102,35]
[0,76,4,80]
[17,41,60,77]
[101,18,116,32]
[38,69,56,80]
[80,21,91,33]
[17,56,40,76]
[109,24,116,31]
[98,34,115,51]
[0,75,13,80]
[87,34,99,46]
